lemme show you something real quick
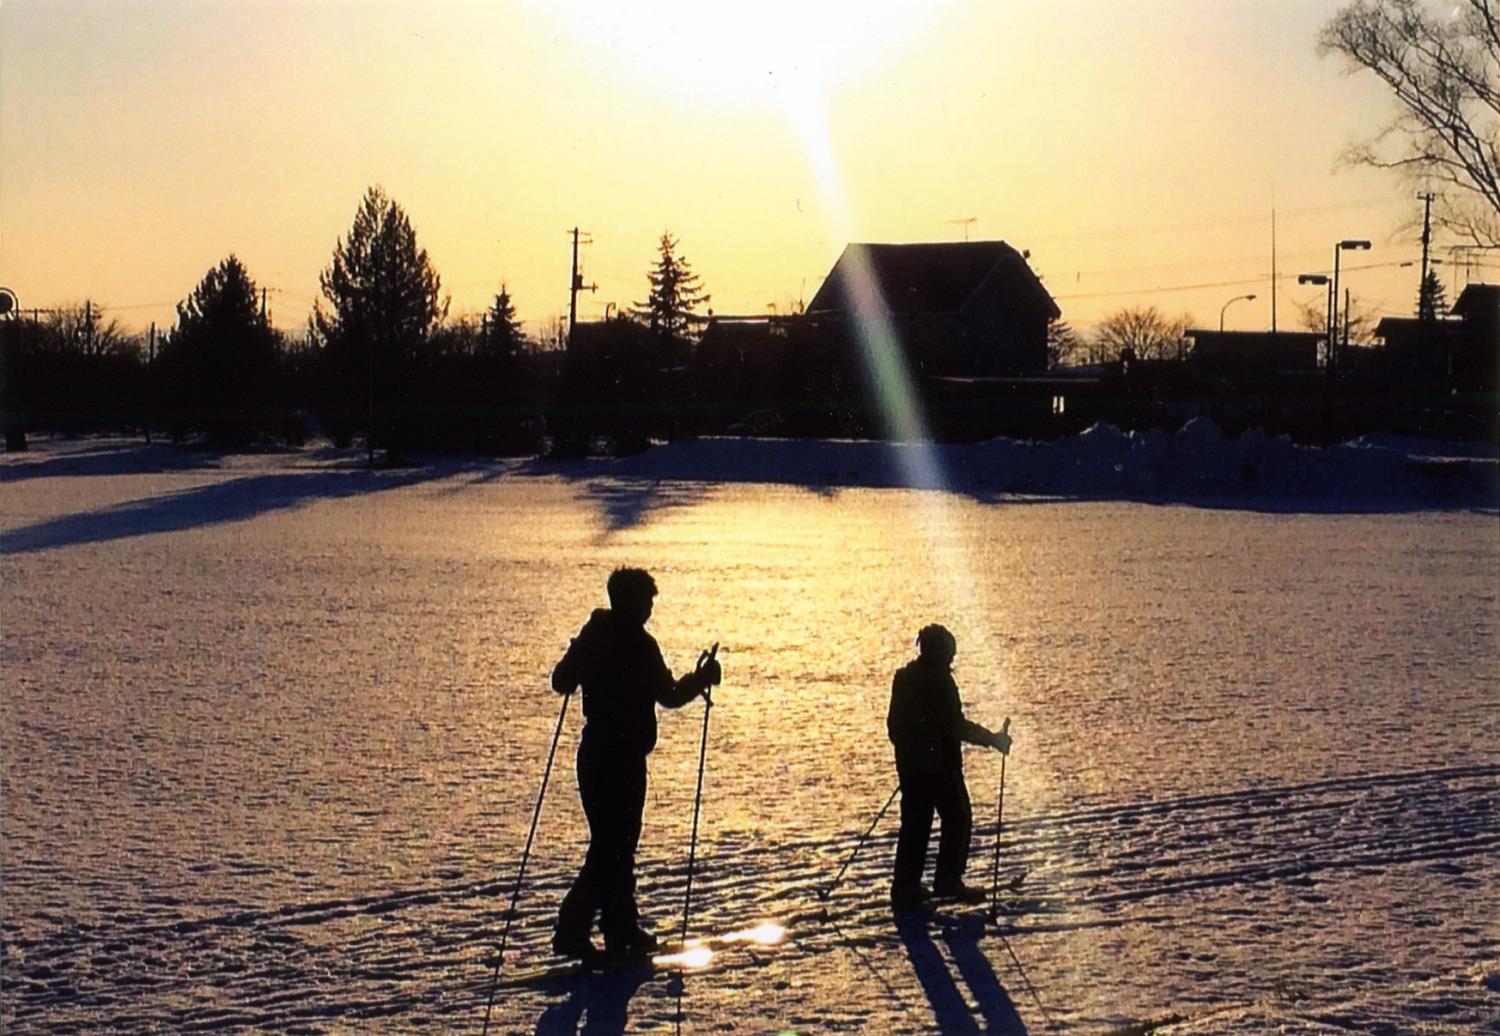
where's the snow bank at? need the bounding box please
[600,421,1499,510]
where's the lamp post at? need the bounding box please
[1298,274,1332,369]
[1219,293,1257,332]
[1330,239,1371,375]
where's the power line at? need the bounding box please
[1019,194,1406,247]
[97,300,178,311]
[1051,260,1419,301]
[1058,246,1331,281]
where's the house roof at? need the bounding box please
[1452,282,1498,319]
[806,241,1060,319]
[1374,315,1464,339]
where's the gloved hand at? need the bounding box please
[694,643,721,694]
[990,728,1013,755]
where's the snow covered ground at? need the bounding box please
[2,434,1497,1034]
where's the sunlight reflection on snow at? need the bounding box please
[722,922,786,946]
[655,943,714,969]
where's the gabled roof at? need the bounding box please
[1452,282,1498,319]
[807,241,1060,319]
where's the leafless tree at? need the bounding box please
[1092,306,1193,362]
[1295,294,1381,345]
[38,303,140,359]
[1319,0,1500,247]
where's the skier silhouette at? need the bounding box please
[550,568,721,959]
[887,624,1011,910]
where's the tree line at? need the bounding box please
[1,188,713,457]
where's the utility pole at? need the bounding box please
[1418,192,1434,299]
[1343,287,1351,368]
[566,227,596,348]
[946,217,977,242]
[1270,206,1278,333]
[146,322,156,443]
[1417,192,1438,378]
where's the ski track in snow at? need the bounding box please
[4,763,1496,1033]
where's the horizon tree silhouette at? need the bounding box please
[311,185,447,460]
[1416,268,1449,321]
[1091,305,1194,363]
[1296,293,1379,347]
[632,232,710,340]
[486,285,525,359]
[1046,319,1084,368]
[11,302,146,437]
[158,255,280,445]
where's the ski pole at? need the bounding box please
[818,784,900,904]
[679,644,718,946]
[480,690,571,1036]
[987,717,1011,920]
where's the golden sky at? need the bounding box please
[2,0,1494,339]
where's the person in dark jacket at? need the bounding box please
[550,567,722,959]
[887,624,1011,909]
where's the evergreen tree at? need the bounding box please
[311,186,446,456]
[160,256,280,444]
[632,232,710,339]
[1416,268,1448,321]
[485,285,524,359]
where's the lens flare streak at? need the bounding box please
[783,73,1014,749]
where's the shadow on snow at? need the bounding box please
[898,915,1029,1035]
[531,967,655,1036]
[517,457,714,534]
[0,468,441,555]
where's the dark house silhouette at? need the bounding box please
[1174,328,1326,436]
[692,240,1060,441]
[1186,329,1323,379]
[806,241,1060,377]
[1375,282,1499,391]
[1364,282,1498,439]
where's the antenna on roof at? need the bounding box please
[946,217,977,242]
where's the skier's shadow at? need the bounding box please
[897,915,1028,1035]
[533,966,653,1036]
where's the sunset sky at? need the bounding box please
[3,0,1495,340]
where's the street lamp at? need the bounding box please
[1331,239,1371,375]
[1298,274,1332,369]
[1219,293,1257,332]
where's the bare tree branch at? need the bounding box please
[1319,0,1500,246]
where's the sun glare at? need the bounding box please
[544,0,947,105]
